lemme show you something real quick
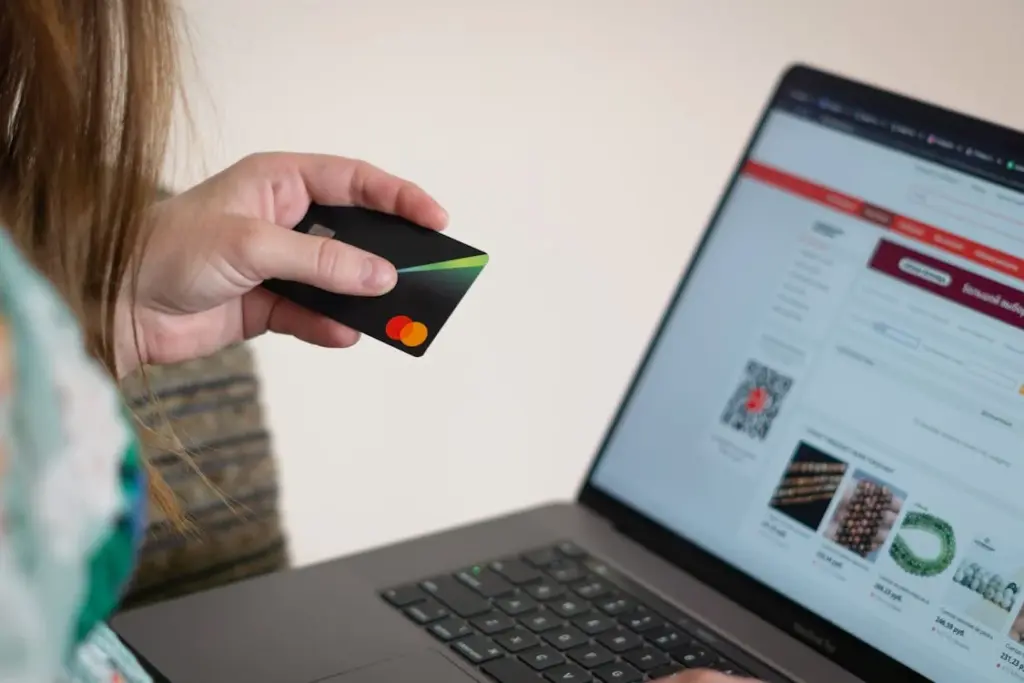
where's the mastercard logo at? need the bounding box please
[386,315,429,348]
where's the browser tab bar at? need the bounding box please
[776,87,1024,194]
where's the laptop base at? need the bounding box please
[112,502,850,683]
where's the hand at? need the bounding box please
[655,670,761,682]
[118,153,448,374]
[1010,609,1024,643]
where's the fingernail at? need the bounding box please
[363,257,397,293]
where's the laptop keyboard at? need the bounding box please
[381,542,755,683]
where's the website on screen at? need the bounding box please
[593,109,1024,682]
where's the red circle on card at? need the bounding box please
[386,315,412,340]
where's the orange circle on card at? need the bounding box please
[400,321,429,347]
[385,315,412,340]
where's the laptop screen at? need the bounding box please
[590,78,1024,682]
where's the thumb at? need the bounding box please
[229,217,397,295]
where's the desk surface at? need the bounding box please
[173,0,1024,567]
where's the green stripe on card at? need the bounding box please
[397,254,489,273]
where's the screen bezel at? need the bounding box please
[578,63,1024,682]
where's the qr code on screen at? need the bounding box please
[720,360,793,441]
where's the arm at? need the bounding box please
[0,229,151,682]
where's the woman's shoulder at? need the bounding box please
[0,224,150,682]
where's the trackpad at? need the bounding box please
[316,650,477,683]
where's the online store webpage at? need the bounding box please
[592,110,1024,682]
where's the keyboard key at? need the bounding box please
[428,617,473,641]
[420,576,491,617]
[473,611,517,635]
[647,663,685,680]
[496,628,541,653]
[520,646,566,671]
[622,647,670,672]
[593,661,642,683]
[573,579,611,600]
[522,612,564,633]
[572,613,617,635]
[492,558,544,584]
[524,547,561,567]
[567,644,615,669]
[542,626,589,651]
[646,626,688,651]
[381,585,426,607]
[548,561,585,583]
[709,659,750,676]
[550,598,591,619]
[458,568,515,598]
[619,607,664,633]
[483,657,543,683]
[404,599,449,624]
[527,580,567,601]
[597,629,643,653]
[497,594,540,616]
[556,542,588,559]
[582,559,613,576]
[524,610,565,634]
[493,593,536,618]
[668,642,714,668]
[595,596,635,616]
[452,635,504,664]
[545,663,592,683]
[381,549,770,683]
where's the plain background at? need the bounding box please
[170,0,1024,567]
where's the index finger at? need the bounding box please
[296,154,448,230]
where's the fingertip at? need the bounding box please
[365,257,399,294]
[316,321,362,348]
[410,195,449,231]
[432,204,450,230]
[398,182,448,231]
[266,297,362,348]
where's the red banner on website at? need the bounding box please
[868,240,1024,333]
[743,160,1024,281]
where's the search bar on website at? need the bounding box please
[847,312,1020,394]
[908,188,1024,245]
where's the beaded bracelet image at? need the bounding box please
[823,471,905,562]
[769,442,848,531]
[946,552,1024,631]
[887,511,957,579]
[952,561,1017,611]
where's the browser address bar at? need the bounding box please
[907,188,1024,245]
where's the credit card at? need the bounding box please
[263,204,489,357]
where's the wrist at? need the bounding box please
[114,297,148,379]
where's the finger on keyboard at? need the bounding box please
[655,669,761,682]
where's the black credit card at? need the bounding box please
[263,205,488,357]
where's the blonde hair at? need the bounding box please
[0,0,183,516]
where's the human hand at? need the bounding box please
[655,670,762,682]
[1009,609,1024,643]
[118,153,448,374]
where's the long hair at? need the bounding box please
[0,1,182,516]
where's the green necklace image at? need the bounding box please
[888,512,956,577]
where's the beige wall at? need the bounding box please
[173,0,1024,566]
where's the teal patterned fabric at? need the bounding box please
[0,226,150,683]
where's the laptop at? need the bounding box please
[112,64,1024,683]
